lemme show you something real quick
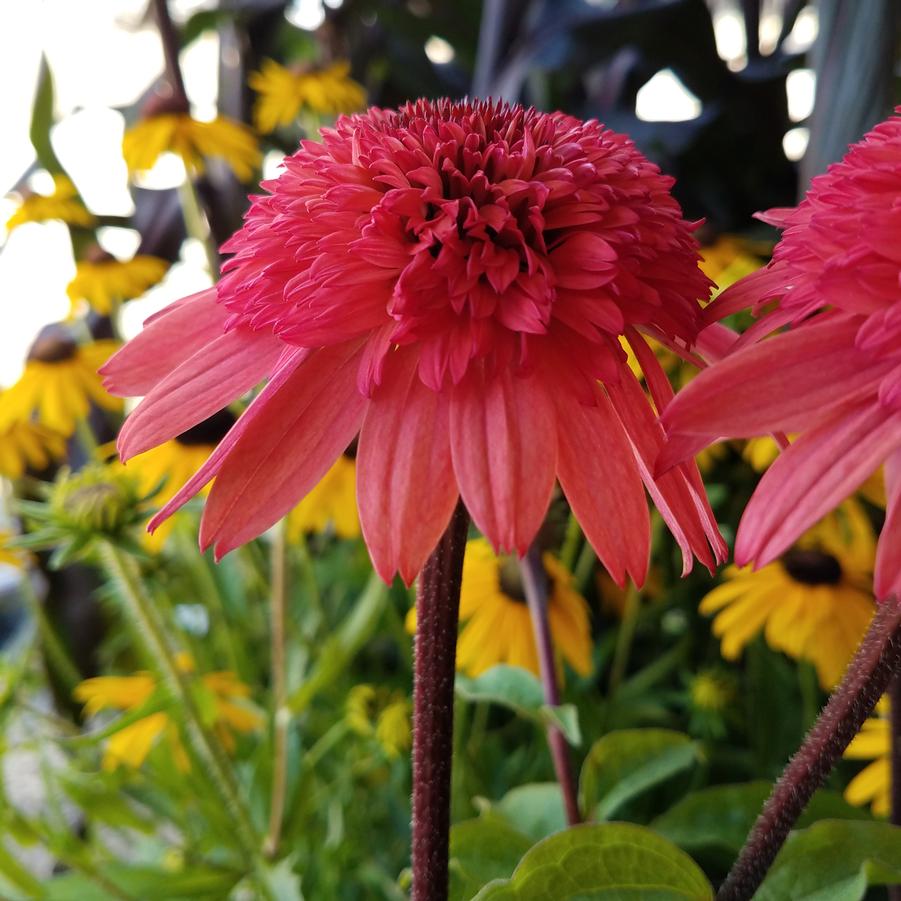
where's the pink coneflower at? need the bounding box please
[660,110,901,601]
[102,99,724,584]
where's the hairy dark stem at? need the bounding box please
[412,503,469,901]
[519,544,581,826]
[717,598,901,901]
[153,0,188,105]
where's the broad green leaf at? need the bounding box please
[756,820,901,901]
[0,840,41,898]
[579,729,699,820]
[496,783,568,842]
[653,783,870,858]
[456,665,581,745]
[44,864,239,900]
[449,814,533,901]
[30,55,62,173]
[472,823,713,899]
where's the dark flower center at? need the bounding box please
[28,325,78,363]
[175,408,237,446]
[781,548,843,586]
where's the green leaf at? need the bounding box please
[456,665,581,745]
[579,729,699,820]
[472,823,713,899]
[44,864,239,900]
[29,55,62,173]
[495,783,568,842]
[653,783,870,858]
[756,820,901,901]
[449,814,532,901]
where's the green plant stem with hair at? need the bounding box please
[263,520,289,858]
[97,541,273,897]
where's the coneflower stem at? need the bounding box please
[98,542,273,899]
[412,502,469,901]
[520,544,581,827]
[263,520,289,858]
[717,598,901,901]
[152,0,188,106]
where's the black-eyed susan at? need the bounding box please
[700,500,876,689]
[67,248,169,315]
[248,59,366,133]
[74,654,262,771]
[123,95,260,182]
[122,409,235,550]
[346,684,411,759]
[698,236,766,294]
[0,327,121,437]
[843,700,890,816]
[0,404,66,478]
[5,174,94,233]
[286,453,359,541]
[452,538,592,678]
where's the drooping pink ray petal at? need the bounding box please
[117,327,284,460]
[357,348,458,586]
[450,365,557,555]
[555,381,649,587]
[875,449,901,601]
[736,401,901,568]
[199,341,368,558]
[100,288,228,396]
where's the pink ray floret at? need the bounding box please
[101,99,725,585]
[661,109,901,600]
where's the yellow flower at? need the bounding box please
[742,435,783,472]
[249,59,366,133]
[689,670,734,715]
[345,684,411,759]
[286,454,359,540]
[699,236,766,294]
[700,500,876,689]
[0,331,121,437]
[74,658,262,771]
[123,112,260,181]
[0,530,27,569]
[5,174,94,233]
[0,404,66,478]
[411,538,592,678]
[67,253,169,315]
[844,702,890,816]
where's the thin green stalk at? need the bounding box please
[97,541,272,896]
[304,721,350,772]
[573,540,597,594]
[74,416,98,459]
[295,532,326,640]
[19,571,81,691]
[177,178,219,276]
[263,521,289,858]
[559,514,582,573]
[608,583,641,696]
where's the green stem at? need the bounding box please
[74,416,98,459]
[559,514,582,573]
[19,571,81,691]
[573,540,597,594]
[97,541,271,895]
[295,532,325,641]
[177,178,219,276]
[263,521,289,858]
[608,583,641,696]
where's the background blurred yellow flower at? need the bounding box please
[286,453,359,540]
[843,701,890,816]
[0,405,66,478]
[0,530,27,569]
[5,174,94,232]
[67,253,169,315]
[698,236,766,294]
[0,329,121,436]
[74,660,262,771]
[249,59,366,133]
[346,684,411,759]
[700,500,876,688]
[123,113,260,181]
[418,538,593,678]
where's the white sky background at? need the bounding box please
[0,0,816,389]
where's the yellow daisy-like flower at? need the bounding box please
[700,500,876,689]
[423,538,592,678]
[345,684,411,759]
[74,656,262,771]
[0,530,27,569]
[123,111,261,181]
[67,253,169,315]
[0,404,66,478]
[844,701,890,817]
[286,453,359,540]
[0,330,121,437]
[249,59,366,133]
[699,236,766,295]
[5,174,95,233]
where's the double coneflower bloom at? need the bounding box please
[103,99,725,587]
